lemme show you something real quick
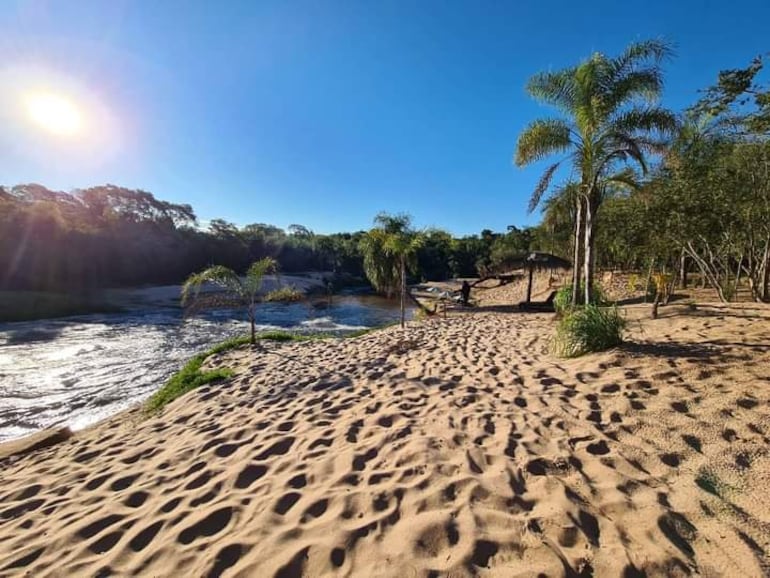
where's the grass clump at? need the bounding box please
[264,285,304,302]
[553,283,609,314]
[145,353,235,414]
[145,333,297,413]
[257,330,309,342]
[553,304,625,357]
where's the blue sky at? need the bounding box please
[1,0,768,235]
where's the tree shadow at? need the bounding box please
[452,304,553,315]
[615,293,689,306]
[620,341,723,360]
[619,339,766,361]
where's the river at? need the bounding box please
[0,294,407,443]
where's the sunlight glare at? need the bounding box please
[25,92,83,136]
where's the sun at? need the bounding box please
[24,92,83,136]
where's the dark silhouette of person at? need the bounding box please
[460,281,471,306]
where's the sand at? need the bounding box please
[1,289,769,577]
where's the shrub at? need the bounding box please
[553,283,609,314]
[554,304,625,357]
[264,285,304,302]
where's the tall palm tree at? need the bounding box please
[385,231,423,328]
[182,257,279,344]
[360,213,423,328]
[515,39,677,305]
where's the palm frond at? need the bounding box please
[244,257,279,296]
[610,106,678,137]
[526,68,578,112]
[181,265,242,305]
[246,257,278,280]
[528,162,562,213]
[611,39,673,77]
[604,69,665,113]
[605,168,642,192]
[601,133,649,174]
[515,119,573,166]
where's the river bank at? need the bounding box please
[0,293,406,442]
[0,273,333,322]
[1,284,768,576]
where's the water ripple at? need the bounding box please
[0,295,403,442]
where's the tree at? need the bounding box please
[416,229,453,281]
[515,39,677,305]
[489,226,534,272]
[181,257,279,344]
[360,213,423,328]
[689,54,770,138]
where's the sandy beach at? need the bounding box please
[1,286,769,577]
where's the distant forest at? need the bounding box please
[0,183,550,292]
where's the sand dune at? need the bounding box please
[1,299,769,576]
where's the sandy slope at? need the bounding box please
[1,300,769,577]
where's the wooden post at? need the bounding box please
[526,267,534,303]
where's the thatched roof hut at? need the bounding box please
[499,252,571,303]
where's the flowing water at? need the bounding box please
[0,294,406,443]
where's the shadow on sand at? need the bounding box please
[620,339,768,361]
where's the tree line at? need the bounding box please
[0,183,545,292]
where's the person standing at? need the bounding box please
[460,280,471,306]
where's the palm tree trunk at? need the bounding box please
[400,256,406,328]
[571,196,584,307]
[583,196,595,306]
[526,266,534,303]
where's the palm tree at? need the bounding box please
[360,213,423,328]
[515,39,677,306]
[181,257,279,344]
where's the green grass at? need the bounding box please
[553,304,626,357]
[263,285,305,302]
[553,283,609,315]
[144,337,246,414]
[145,327,386,413]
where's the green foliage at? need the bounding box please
[182,257,279,343]
[515,40,677,306]
[360,213,425,328]
[0,183,544,305]
[489,226,534,271]
[553,284,608,314]
[256,331,310,342]
[689,54,770,136]
[516,40,676,208]
[264,285,304,302]
[145,344,240,414]
[416,229,454,281]
[554,305,625,357]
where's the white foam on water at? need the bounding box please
[299,316,368,331]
